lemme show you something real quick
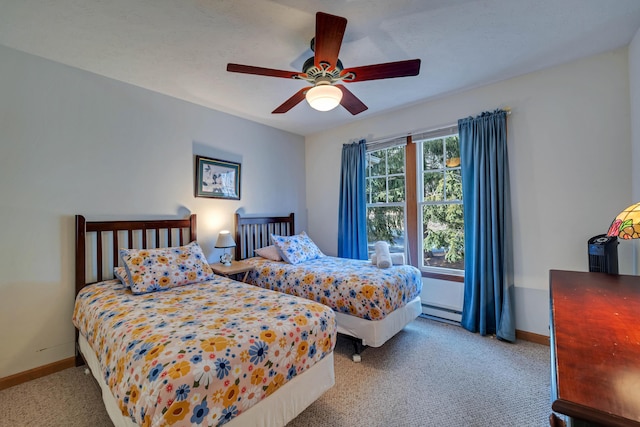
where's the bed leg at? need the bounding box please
[339,333,367,362]
[75,329,87,367]
[351,340,361,362]
[349,337,366,363]
[75,340,85,366]
[75,348,87,367]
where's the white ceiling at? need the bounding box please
[2,0,640,136]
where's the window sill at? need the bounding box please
[421,270,464,282]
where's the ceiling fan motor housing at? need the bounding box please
[302,56,344,82]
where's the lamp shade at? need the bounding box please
[607,202,640,239]
[215,230,236,248]
[305,84,343,111]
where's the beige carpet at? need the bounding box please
[0,317,551,427]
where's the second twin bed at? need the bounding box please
[234,213,423,361]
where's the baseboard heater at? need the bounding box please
[421,303,462,323]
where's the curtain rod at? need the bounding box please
[365,107,511,146]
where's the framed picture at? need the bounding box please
[195,155,241,200]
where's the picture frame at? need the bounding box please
[195,155,241,200]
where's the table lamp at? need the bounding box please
[215,230,236,266]
[607,202,640,240]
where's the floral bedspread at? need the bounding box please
[245,256,422,321]
[73,277,336,426]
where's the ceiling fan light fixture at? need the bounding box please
[305,84,343,111]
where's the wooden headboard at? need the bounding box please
[75,214,197,295]
[235,213,294,260]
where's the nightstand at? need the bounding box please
[210,260,254,282]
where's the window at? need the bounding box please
[365,146,405,255]
[365,128,464,279]
[417,134,464,274]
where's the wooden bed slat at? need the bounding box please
[75,215,197,296]
[234,213,295,260]
[96,233,103,283]
[113,233,119,268]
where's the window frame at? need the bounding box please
[365,147,407,257]
[415,133,465,278]
[365,132,465,283]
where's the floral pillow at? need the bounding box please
[271,231,324,265]
[120,241,214,294]
[113,266,130,287]
[254,245,283,261]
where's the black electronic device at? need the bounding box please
[587,234,618,274]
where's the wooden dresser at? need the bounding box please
[550,270,640,426]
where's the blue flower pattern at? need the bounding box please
[72,276,336,426]
[245,255,422,320]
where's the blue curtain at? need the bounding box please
[338,140,368,259]
[458,110,515,342]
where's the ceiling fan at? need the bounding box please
[226,11,421,115]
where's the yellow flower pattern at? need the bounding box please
[245,256,422,320]
[73,276,336,426]
[119,242,214,294]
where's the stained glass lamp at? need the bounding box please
[607,202,640,240]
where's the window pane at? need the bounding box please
[418,132,464,273]
[422,204,464,270]
[387,146,405,174]
[366,145,406,260]
[444,169,462,201]
[423,139,444,170]
[424,172,443,201]
[445,136,460,166]
[371,177,387,203]
[388,176,405,202]
[370,151,386,176]
[367,206,405,253]
[366,153,380,177]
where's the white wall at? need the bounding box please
[305,48,633,336]
[630,28,640,272]
[1,41,636,378]
[0,45,306,378]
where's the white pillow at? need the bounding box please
[254,245,283,261]
[370,252,406,265]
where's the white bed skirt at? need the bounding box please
[79,334,334,426]
[335,295,422,347]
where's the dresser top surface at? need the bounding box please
[550,269,640,425]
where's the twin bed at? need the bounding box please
[73,212,422,426]
[73,215,336,427]
[234,213,423,361]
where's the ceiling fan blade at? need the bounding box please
[335,84,368,115]
[341,59,421,82]
[227,63,303,79]
[272,87,310,114]
[314,12,347,69]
